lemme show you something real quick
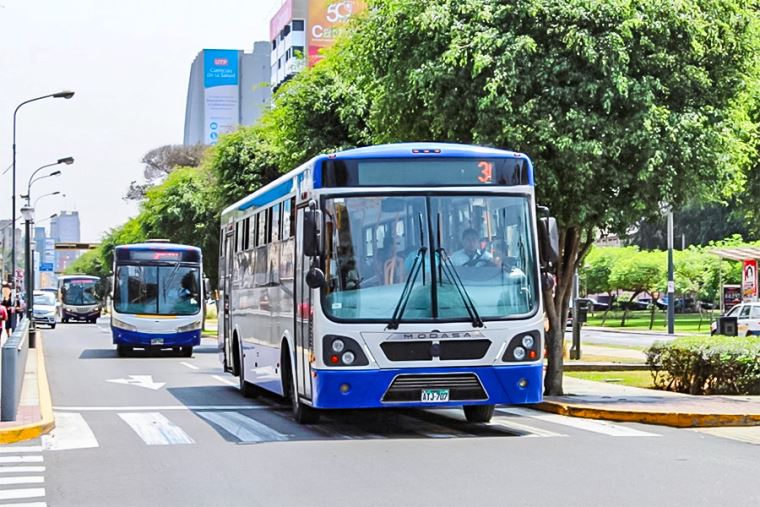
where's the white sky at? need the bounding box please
[0,0,282,241]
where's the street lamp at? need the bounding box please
[20,205,34,327]
[11,91,75,301]
[667,210,675,334]
[22,157,72,205]
[33,191,62,209]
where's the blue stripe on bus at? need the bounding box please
[310,363,543,409]
[112,328,201,347]
[238,179,294,211]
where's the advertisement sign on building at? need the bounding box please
[270,0,294,41]
[44,238,55,264]
[203,49,240,145]
[743,259,758,300]
[307,0,366,67]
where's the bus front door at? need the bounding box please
[222,227,235,373]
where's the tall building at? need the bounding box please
[269,0,366,89]
[51,211,81,272]
[0,219,23,284]
[183,44,272,146]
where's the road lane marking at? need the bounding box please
[107,375,165,390]
[393,415,470,439]
[498,407,660,437]
[0,488,45,501]
[0,447,42,454]
[180,362,199,370]
[0,456,43,464]
[0,477,45,485]
[53,405,268,412]
[42,413,99,451]
[119,413,195,445]
[488,415,568,438]
[212,375,239,387]
[0,503,47,507]
[197,411,289,443]
[0,467,46,474]
[696,427,760,445]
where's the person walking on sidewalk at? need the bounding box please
[1,291,13,337]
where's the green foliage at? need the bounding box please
[647,336,760,395]
[582,246,627,295]
[609,249,664,297]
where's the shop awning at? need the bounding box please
[709,246,760,262]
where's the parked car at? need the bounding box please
[32,290,57,329]
[710,302,760,336]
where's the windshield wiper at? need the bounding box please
[386,247,427,330]
[436,247,484,328]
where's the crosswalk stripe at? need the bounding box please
[0,503,47,507]
[0,488,46,501]
[394,415,470,439]
[54,405,268,412]
[0,467,45,474]
[0,477,45,485]
[180,362,199,370]
[498,407,660,437]
[197,411,289,443]
[42,412,99,451]
[0,457,43,464]
[118,413,195,445]
[212,375,239,387]
[695,427,760,445]
[0,447,42,454]
[488,415,568,438]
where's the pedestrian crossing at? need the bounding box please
[0,445,47,506]
[37,403,663,451]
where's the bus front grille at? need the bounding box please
[382,373,488,402]
[380,340,491,361]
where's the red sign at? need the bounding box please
[743,259,757,300]
[213,58,228,66]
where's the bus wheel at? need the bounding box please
[181,346,193,357]
[284,357,319,424]
[116,345,131,357]
[463,405,495,423]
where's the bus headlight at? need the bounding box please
[322,335,369,367]
[112,318,137,332]
[503,331,541,362]
[331,339,345,353]
[177,320,202,333]
[522,335,535,349]
[341,351,356,365]
[513,347,526,360]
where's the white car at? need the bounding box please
[32,291,58,329]
[711,302,760,337]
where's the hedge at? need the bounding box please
[646,336,760,395]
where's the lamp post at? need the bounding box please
[667,210,675,334]
[11,91,74,306]
[22,158,72,206]
[33,191,62,209]
[20,205,34,335]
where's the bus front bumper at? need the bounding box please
[112,328,201,348]
[309,364,543,409]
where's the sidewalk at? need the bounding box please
[535,376,760,428]
[0,332,54,444]
[583,325,706,337]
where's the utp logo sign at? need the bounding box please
[214,58,228,66]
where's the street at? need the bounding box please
[1,324,757,506]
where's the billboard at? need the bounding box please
[743,259,758,300]
[270,0,294,41]
[203,49,240,145]
[307,0,366,67]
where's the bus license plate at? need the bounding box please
[151,338,164,345]
[421,389,450,402]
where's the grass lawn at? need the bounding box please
[584,310,714,334]
[565,370,660,389]
[576,354,644,364]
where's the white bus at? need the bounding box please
[219,143,558,423]
[58,274,101,323]
[111,242,204,357]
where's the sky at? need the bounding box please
[0,0,282,242]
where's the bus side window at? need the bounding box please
[243,218,251,250]
[272,203,281,243]
[257,212,266,246]
[234,221,240,252]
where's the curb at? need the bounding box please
[582,326,705,337]
[0,333,55,444]
[533,400,760,428]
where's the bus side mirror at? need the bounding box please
[303,209,322,257]
[538,217,560,267]
[203,278,211,296]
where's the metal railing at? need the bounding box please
[1,318,30,421]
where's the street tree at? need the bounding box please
[125,144,206,200]
[337,0,759,394]
[581,246,626,324]
[609,250,664,326]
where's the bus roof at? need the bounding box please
[115,243,201,253]
[222,143,530,218]
[59,274,100,281]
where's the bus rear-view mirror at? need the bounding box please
[539,216,560,267]
[303,209,322,257]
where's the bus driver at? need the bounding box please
[450,228,493,267]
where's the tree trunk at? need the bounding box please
[543,225,594,396]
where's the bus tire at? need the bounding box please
[463,404,495,423]
[181,346,193,357]
[116,345,131,357]
[282,348,319,424]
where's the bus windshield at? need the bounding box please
[113,264,201,315]
[62,279,99,305]
[322,194,538,323]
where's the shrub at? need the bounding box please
[646,336,760,395]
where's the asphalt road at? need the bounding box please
[568,328,679,348]
[3,324,759,506]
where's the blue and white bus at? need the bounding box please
[219,143,558,423]
[111,242,205,357]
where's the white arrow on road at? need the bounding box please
[107,375,165,390]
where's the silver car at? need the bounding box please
[33,291,58,329]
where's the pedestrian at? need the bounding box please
[0,302,7,339]
[1,293,12,337]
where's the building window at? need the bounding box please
[272,39,277,50]
[277,58,282,70]
[292,19,304,31]
[292,46,304,58]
